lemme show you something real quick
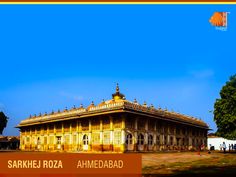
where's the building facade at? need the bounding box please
[17,85,209,152]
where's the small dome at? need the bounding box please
[87,101,95,110]
[98,99,106,106]
[143,101,147,107]
[150,104,154,109]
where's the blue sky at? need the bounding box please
[0,4,235,136]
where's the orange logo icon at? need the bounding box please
[209,12,228,27]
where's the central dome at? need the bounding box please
[112,83,125,100]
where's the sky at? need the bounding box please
[0,4,235,136]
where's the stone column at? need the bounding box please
[162,128,165,151]
[78,121,81,150]
[121,129,125,152]
[78,133,82,151]
[88,119,92,151]
[69,122,72,151]
[100,119,103,151]
[134,117,138,151]
[173,126,177,148]
[110,116,113,151]
[144,119,148,151]
[153,121,157,151]
[19,132,23,150]
[76,120,79,150]
[121,115,126,152]
[167,125,170,150]
[54,124,57,150]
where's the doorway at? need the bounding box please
[82,134,89,150]
[148,134,153,150]
[137,133,144,151]
[56,136,62,150]
[126,133,133,151]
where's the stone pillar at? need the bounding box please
[69,122,72,133]
[121,115,126,152]
[162,133,165,151]
[167,125,170,150]
[110,116,113,130]
[134,117,138,151]
[110,116,113,151]
[153,126,156,151]
[75,120,79,150]
[99,119,103,151]
[19,132,23,150]
[134,117,138,130]
[69,123,72,151]
[144,119,148,151]
[88,119,92,151]
[46,125,49,151]
[121,129,125,153]
[121,115,125,129]
[153,121,156,151]
[188,137,192,150]
[78,133,82,151]
[173,126,177,148]
[54,124,57,151]
[29,131,32,151]
[78,121,81,150]
[89,119,92,132]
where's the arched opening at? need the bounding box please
[56,136,62,150]
[82,134,89,150]
[148,135,153,145]
[137,133,144,151]
[37,137,41,150]
[156,135,160,151]
[125,133,133,151]
[148,134,153,150]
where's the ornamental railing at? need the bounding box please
[18,100,208,128]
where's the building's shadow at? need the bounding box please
[143,164,236,177]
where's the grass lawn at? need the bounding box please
[142,151,236,176]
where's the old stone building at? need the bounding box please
[17,84,209,152]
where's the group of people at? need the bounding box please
[219,142,236,153]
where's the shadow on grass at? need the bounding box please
[143,164,236,177]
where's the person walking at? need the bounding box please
[223,142,226,153]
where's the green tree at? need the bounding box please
[214,74,236,140]
[0,111,8,135]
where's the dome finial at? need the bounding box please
[112,83,125,100]
[116,83,119,93]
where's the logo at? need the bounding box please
[209,12,229,31]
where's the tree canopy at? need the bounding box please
[0,111,8,135]
[214,74,236,140]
